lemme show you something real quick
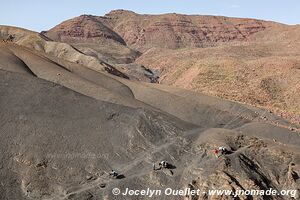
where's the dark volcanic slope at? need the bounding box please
[0,25,134,77]
[0,69,193,199]
[0,41,300,200]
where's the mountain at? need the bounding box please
[46,9,281,50]
[44,14,141,64]
[103,9,276,49]
[42,10,300,123]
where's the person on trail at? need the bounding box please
[159,161,168,168]
[109,170,118,178]
[153,163,156,170]
[6,35,14,42]
[213,149,219,158]
[218,146,227,154]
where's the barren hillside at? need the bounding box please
[0,10,300,200]
[0,41,299,200]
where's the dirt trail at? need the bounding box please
[58,137,182,199]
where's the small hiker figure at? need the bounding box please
[218,146,227,155]
[213,149,219,158]
[109,170,118,178]
[5,35,14,42]
[153,163,156,171]
[159,161,168,169]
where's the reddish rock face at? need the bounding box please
[45,14,126,45]
[45,10,277,50]
[104,11,271,49]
